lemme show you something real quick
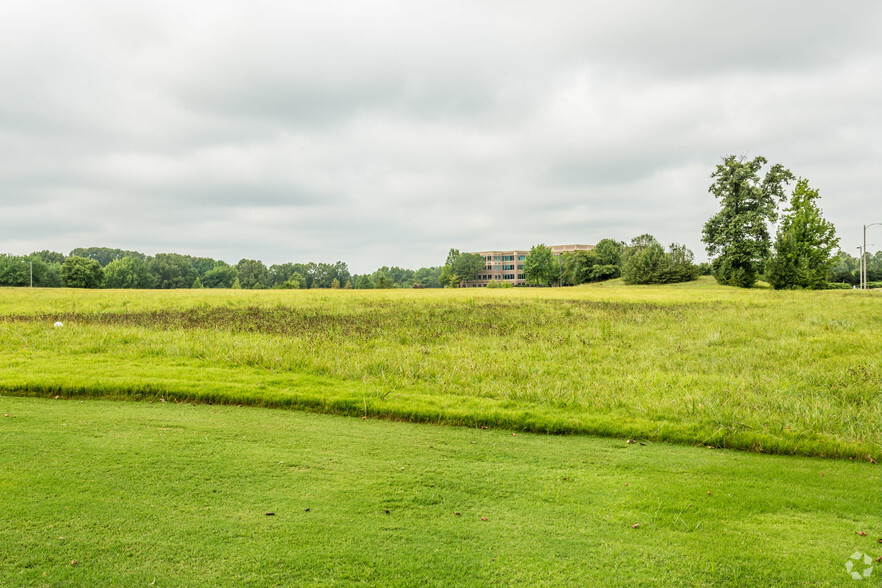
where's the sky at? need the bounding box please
[2,1,880,273]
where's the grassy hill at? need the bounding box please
[1,278,879,459]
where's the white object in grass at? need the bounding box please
[54,321,63,328]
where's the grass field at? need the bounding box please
[1,278,880,459]
[1,396,879,586]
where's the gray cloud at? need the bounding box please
[1,0,881,272]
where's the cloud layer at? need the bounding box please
[2,0,880,271]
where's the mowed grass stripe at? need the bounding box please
[0,396,879,586]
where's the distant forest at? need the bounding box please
[0,247,442,289]
[0,244,878,290]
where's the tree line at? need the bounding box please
[441,236,702,288]
[0,247,444,290]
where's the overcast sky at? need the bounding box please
[2,1,880,273]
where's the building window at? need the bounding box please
[518,255,526,261]
[518,273,525,280]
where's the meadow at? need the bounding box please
[1,279,880,585]
[0,278,880,459]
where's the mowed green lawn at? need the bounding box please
[0,278,880,459]
[1,396,879,586]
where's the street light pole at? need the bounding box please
[857,247,864,290]
[864,223,882,290]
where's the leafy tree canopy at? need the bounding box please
[441,249,484,287]
[103,256,154,289]
[236,259,269,289]
[702,155,794,288]
[524,244,558,287]
[202,263,238,289]
[62,256,104,288]
[765,179,840,290]
[148,253,197,289]
[621,235,699,285]
[69,247,145,267]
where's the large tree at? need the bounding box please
[0,255,31,286]
[61,256,104,288]
[764,179,839,289]
[523,244,558,286]
[441,249,484,287]
[148,253,197,289]
[202,262,238,288]
[103,256,154,289]
[702,155,794,288]
[236,259,269,289]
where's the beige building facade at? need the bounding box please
[461,244,594,287]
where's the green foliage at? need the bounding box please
[277,273,305,289]
[621,235,700,285]
[268,261,350,289]
[192,278,204,289]
[353,274,374,289]
[412,266,442,288]
[702,155,795,288]
[663,243,701,283]
[0,256,63,288]
[374,272,395,289]
[202,263,238,289]
[0,255,31,287]
[824,282,852,290]
[439,264,455,288]
[148,253,197,289]
[31,259,63,287]
[69,247,145,267]
[827,251,859,285]
[594,238,623,266]
[29,250,66,265]
[523,244,557,286]
[560,250,596,285]
[559,241,624,286]
[621,235,665,284]
[485,279,513,289]
[765,179,839,290]
[61,256,104,288]
[441,249,484,287]
[236,259,269,289]
[103,256,154,289]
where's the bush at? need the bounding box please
[622,236,700,285]
[485,280,512,289]
[824,282,852,290]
